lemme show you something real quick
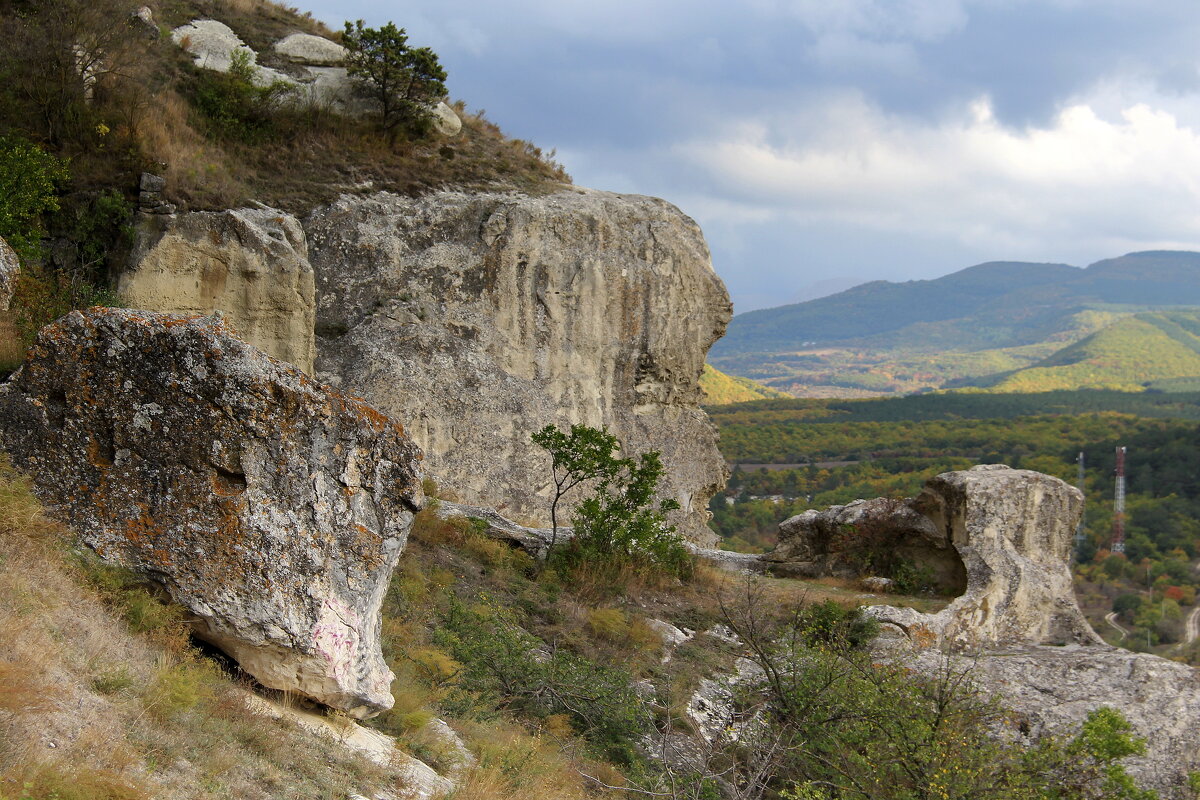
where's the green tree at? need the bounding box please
[531,423,688,576]
[0,135,69,263]
[342,20,448,138]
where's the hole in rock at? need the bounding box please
[210,465,248,496]
[765,497,968,601]
[45,388,68,428]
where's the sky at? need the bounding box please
[303,0,1200,313]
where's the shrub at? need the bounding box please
[189,49,292,142]
[532,423,692,580]
[0,135,69,263]
[436,597,649,762]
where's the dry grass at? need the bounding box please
[0,456,406,800]
[0,315,25,376]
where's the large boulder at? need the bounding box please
[307,188,732,544]
[273,32,348,65]
[866,465,1102,650]
[0,308,423,717]
[931,645,1200,799]
[120,206,317,374]
[765,465,1101,649]
[171,19,290,86]
[0,236,17,311]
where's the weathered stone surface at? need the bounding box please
[762,496,963,590]
[120,206,316,374]
[308,188,732,544]
[0,308,423,717]
[0,236,17,312]
[429,101,462,137]
[434,501,557,558]
[895,645,1200,799]
[273,32,347,65]
[864,465,1102,650]
[171,20,291,86]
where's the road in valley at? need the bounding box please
[1104,612,1128,640]
[1186,606,1200,646]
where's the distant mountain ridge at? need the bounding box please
[714,251,1200,357]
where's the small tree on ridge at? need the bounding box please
[342,20,448,139]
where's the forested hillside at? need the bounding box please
[966,311,1200,392]
[709,390,1200,660]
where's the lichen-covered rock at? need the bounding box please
[120,206,316,374]
[308,188,732,544]
[865,465,1102,650]
[0,308,423,717]
[0,236,17,311]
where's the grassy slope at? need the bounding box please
[983,311,1200,392]
[0,457,397,800]
[699,363,788,404]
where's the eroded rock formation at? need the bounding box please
[0,308,423,717]
[864,465,1102,650]
[120,206,316,373]
[0,236,16,311]
[307,188,732,544]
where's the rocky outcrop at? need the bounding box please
[273,32,348,65]
[171,20,290,85]
[308,188,732,544]
[864,465,1101,650]
[0,236,17,311]
[762,496,965,592]
[120,206,316,373]
[909,645,1200,799]
[169,20,461,134]
[0,308,423,717]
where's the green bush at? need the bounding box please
[189,50,292,142]
[436,597,649,763]
[531,423,692,579]
[0,135,69,263]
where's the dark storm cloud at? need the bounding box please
[303,0,1200,310]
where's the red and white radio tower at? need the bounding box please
[1112,446,1127,554]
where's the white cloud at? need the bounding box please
[676,94,1200,257]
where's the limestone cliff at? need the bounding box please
[120,206,316,373]
[307,188,732,543]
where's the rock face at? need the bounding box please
[0,308,423,717]
[0,236,17,311]
[120,207,316,374]
[308,188,732,544]
[921,645,1200,798]
[858,465,1102,650]
[763,496,965,592]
